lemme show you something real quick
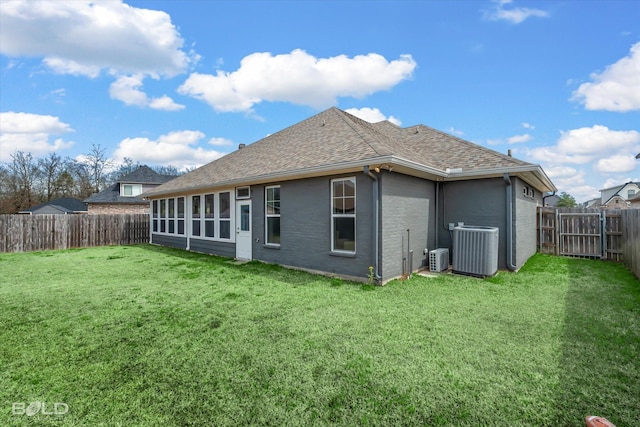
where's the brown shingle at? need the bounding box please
[145,107,544,197]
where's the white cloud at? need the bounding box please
[508,133,532,144]
[112,130,225,170]
[0,111,72,134]
[110,75,148,107]
[521,122,535,129]
[148,95,185,112]
[0,0,195,78]
[208,137,234,147]
[109,74,185,111]
[521,125,640,201]
[178,49,416,113]
[572,42,640,112]
[557,125,639,156]
[526,125,640,166]
[595,155,637,173]
[0,112,74,161]
[484,0,549,24]
[345,108,402,126]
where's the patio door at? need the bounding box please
[235,200,252,260]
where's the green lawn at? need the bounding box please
[1,245,638,426]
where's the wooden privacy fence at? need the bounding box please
[0,214,149,253]
[537,207,623,261]
[621,209,640,279]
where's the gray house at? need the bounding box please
[85,165,176,214]
[18,197,87,215]
[144,108,556,282]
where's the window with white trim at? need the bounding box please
[151,198,186,236]
[265,186,280,245]
[159,199,166,233]
[122,184,142,197]
[192,196,201,236]
[177,197,185,235]
[204,193,215,237]
[168,198,175,233]
[152,200,158,232]
[331,177,356,253]
[186,192,233,241]
[628,189,636,199]
[219,192,231,239]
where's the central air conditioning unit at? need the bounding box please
[453,225,499,277]
[429,248,449,272]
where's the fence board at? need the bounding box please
[537,207,624,261]
[0,214,150,253]
[622,209,640,279]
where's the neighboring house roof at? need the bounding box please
[629,192,640,204]
[583,198,601,208]
[19,198,87,214]
[85,165,176,205]
[145,108,556,198]
[600,181,640,206]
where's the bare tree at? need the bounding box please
[84,144,111,194]
[38,152,65,201]
[5,151,42,212]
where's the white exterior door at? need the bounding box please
[235,200,252,260]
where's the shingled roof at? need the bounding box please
[144,107,555,198]
[85,165,176,204]
[19,198,87,214]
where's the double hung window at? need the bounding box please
[265,186,280,245]
[331,177,356,253]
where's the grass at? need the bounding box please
[0,245,638,426]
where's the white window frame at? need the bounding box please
[331,177,356,254]
[187,191,234,242]
[236,186,251,199]
[150,197,186,236]
[265,185,280,246]
[121,183,142,197]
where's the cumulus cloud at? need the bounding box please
[178,49,416,113]
[595,155,637,173]
[0,111,74,161]
[0,0,195,78]
[149,95,185,112]
[109,75,185,111]
[522,125,640,201]
[484,0,549,24]
[526,125,640,165]
[572,42,640,112]
[345,108,402,126]
[507,133,532,144]
[112,130,226,170]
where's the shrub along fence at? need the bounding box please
[0,214,149,253]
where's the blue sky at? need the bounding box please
[1,0,639,202]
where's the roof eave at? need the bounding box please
[143,156,398,198]
[444,164,557,193]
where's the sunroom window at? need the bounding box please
[331,177,356,253]
[219,192,231,239]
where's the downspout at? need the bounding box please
[503,173,517,271]
[364,166,382,282]
[542,191,556,207]
[435,182,439,249]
